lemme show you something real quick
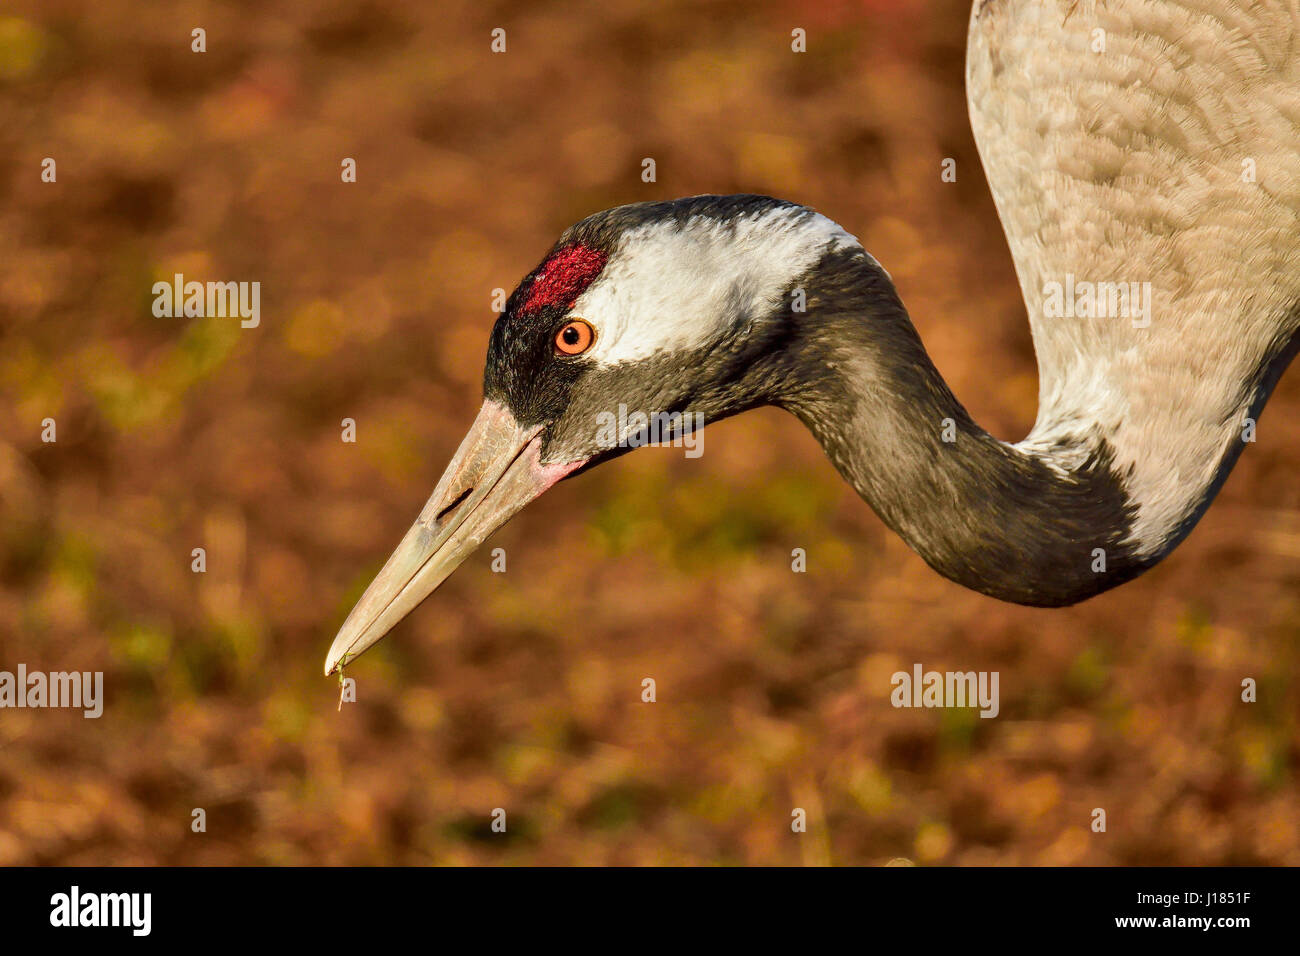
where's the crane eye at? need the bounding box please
[554,319,595,356]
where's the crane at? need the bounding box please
[326,0,1300,675]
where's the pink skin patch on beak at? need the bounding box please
[522,244,608,314]
[532,449,586,490]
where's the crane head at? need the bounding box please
[324,194,861,674]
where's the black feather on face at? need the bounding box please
[483,194,821,464]
[483,296,593,429]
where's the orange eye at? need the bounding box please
[555,319,595,356]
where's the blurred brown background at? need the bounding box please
[0,0,1296,865]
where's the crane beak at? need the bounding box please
[324,400,579,675]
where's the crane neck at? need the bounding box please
[768,248,1152,606]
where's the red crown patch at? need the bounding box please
[522,244,608,314]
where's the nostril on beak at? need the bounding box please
[435,486,473,523]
